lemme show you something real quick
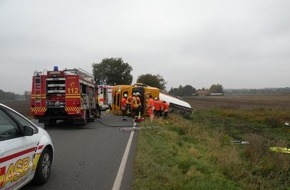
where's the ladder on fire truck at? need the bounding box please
[34,71,43,107]
[64,68,94,82]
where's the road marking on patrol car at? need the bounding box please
[112,130,135,190]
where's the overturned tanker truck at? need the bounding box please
[111,83,192,116]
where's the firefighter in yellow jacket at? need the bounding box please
[131,93,138,118]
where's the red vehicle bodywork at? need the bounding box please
[31,68,96,127]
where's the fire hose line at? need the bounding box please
[95,118,134,128]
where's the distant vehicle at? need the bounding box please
[97,85,114,111]
[30,66,97,127]
[209,92,223,96]
[0,103,54,189]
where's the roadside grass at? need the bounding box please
[133,109,290,190]
[196,108,290,142]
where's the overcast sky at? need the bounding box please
[1,0,290,94]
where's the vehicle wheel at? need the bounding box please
[43,121,49,129]
[32,148,52,185]
[44,119,56,128]
[49,119,56,126]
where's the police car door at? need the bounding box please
[0,107,37,189]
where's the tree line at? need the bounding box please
[0,58,224,99]
[0,90,17,100]
[92,57,224,96]
[0,90,29,101]
[5,57,288,99]
[224,87,290,95]
[92,57,167,90]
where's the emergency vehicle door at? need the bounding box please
[0,108,37,189]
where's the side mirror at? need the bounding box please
[23,126,34,136]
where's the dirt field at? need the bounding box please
[0,100,31,117]
[184,94,290,110]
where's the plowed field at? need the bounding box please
[184,95,290,110]
[0,100,31,117]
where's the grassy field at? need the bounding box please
[133,95,290,190]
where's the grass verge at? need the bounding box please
[132,109,290,190]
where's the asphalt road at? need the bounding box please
[22,112,137,190]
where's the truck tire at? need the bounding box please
[44,119,56,128]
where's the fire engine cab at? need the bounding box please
[30,67,96,127]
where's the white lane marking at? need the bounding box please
[112,130,135,190]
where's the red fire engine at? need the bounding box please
[30,66,96,127]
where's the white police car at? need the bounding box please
[0,103,54,189]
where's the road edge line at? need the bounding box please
[112,130,135,190]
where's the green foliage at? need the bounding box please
[209,84,224,93]
[136,74,167,91]
[169,84,196,96]
[92,57,133,85]
[0,90,17,100]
